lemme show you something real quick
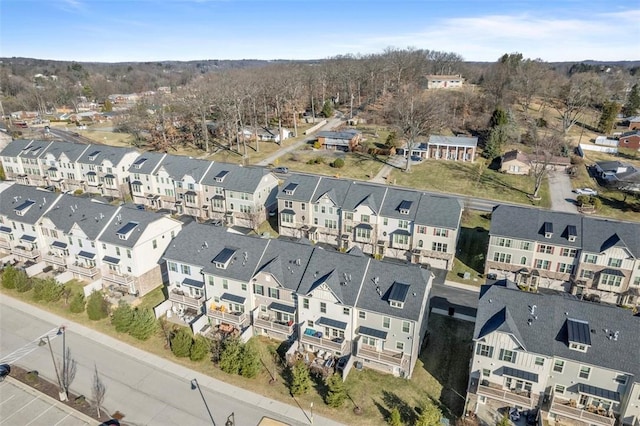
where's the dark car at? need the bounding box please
[526,409,538,426]
[272,167,289,174]
[0,364,11,382]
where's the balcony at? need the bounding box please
[68,262,100,278]
[476,383,535,409]
[357,344,407,367]
[300,328,348,353]
[13,247,41,260]
[0,238,11,250]
[549,397,615,426]
[102,270,135,286]
[254,316,295,336]
[168,289,204,309]
[207,307,248,327]
[42,253,67,267]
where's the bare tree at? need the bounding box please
[92,364,107,418]
[552,72,603,135]
[58,347,77,398]
[526,122,565,198]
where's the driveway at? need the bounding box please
[547,170,578,213]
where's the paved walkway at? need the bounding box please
[547,170,578,213]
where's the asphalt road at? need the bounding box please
[49,127,95,144]
[547,170,578,213]
[0,297,342,426]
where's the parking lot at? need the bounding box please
[0,377,98,425]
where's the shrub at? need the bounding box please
[111,302,134,333]
[86,291,109,320]
[415,402,442,426]
[170,328,193,358]
[129,308,157,340]
[239,340,261,378]
[15,272,32,293]
[73,189,83,195]
[388,407,403,426]
[313,140,322,149]
[69,292,86,313]
[32,278,64,302]
[316,156,326,164]
[592,197,602,210]
[289,362,312,396]
[324,373,347,407]
[219,336,243,375]
[2,265,17,289]
[189,335,211,362]
[331,158,345,168]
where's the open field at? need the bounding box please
[278,150,388,181]
[388,159,551,208]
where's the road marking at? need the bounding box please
[0,394,40,425]
[0,394,15,406]
[25,404,55,425]
[0,327,61,365]
[54,413,71,425]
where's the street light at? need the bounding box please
[191,378,216,426]
[225,412,235,426]
[57,326,66,398]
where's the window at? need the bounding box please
[152,239,157,249]
[521,241,532,250]
[253,284,264,295]
[584,254,598,264]
[416,225,427,234]
[402,321,410,333]
[432,242,448,252]
[600,273,622,287]
[324,219,337,229]
[208,276,214,287]
[535,357,545,366]
[396,341,404,351]
[394,233,409,245]
[344,212,353,220]
[361,214,370,223]
[115,247,120,256]
[553,360,564,373]
[398,220,409,229]
[482,369,491,377]
[382,317,390,329]
[359,311,366,319]
[579,366,591,379]
[284,200,293,208]
[561,248,577,257]
[361,336,376,346]
[493,252,512,263]
[222,279,228,289]
[476,344,494,358]
[356,227,371,240]
[180,264,190,275]
[520,256,527,265]
[383,218,388,226]
[434,228,449,237]
[499,349,516,363]
[302,298,309,309]
[537,244,554,254]
[343,307,350,315]
[557,263,574,274]
[496,238,512,247]
[281,213,294,224]
[569,342,588,352]
[126,249,131,259]
[580,269,594,279]
[534,259,551,270]
[269,288,279,299]
[168,261,177,272]
[608,258,622,268]
[555,384,565,395]
[320,302,326,313]
[241,283,247,291]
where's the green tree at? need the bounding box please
[69,292,85,313]
[2,265,18,289]
[129,308,157,340]
[623,83,640,116]
[388,407,403,426]
[189,335,210,362]
[111,302,134,333]
[415,402,442,426]
[239,340,261,378]
[598,101,621,134]
[489,107,509,128]
[289,362,312,396]
[332,158,345,168]
[321,100,334,118]
[385,131,399,148]
[219,336,243,375]
[15,272,32,293]
[170,328,193,358]
[0,164,5,181]
[32,277,64,302]
[497,413,510,426]
[324,373,347,408]
[86,291,109,320]
[103,99,113,112]
[484,125,509,160]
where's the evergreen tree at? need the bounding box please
[415,402,442,426]
[497,413,510,426]
[170,328,193,358]
[2,265,17,289]
[111,302,134,333]
[0,164,5,181]
[489,107,509,128]
[189,335,210,362]
[484,125,508,159]
[14,271,32,293]
[324,373,347,408]
[623,83,640,117]
[289,362,312,396]
[103,99,113,112]
[598,101,621,134]
[388,407,403,426]
[69,292,85,313]
[321,100,334,118]
[32,278,64,302]
[219,336,243,375]
[86,291,109,320]
[129,308,157,340]
[239,340,261,378]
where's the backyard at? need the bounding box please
[447,210,491,285]
[277,150,388,181]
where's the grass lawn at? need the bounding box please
[77,128,134,147]
[278,151,387,181]
[447,210,491,285]
[135,286,167,310]
[388,160,551,208]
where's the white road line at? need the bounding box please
[0,394,15,406]
[25,404,55,425]
[0,394,40,425]
[53,413,71,426]
[0,327,60,365]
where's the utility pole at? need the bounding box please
[44,335,67,401]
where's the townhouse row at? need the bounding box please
[467,283,640,426]
[0,140,279,228]
[485,205,640,306]
[162,221,434,379]
[0,182,182,296]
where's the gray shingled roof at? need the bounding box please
[581,216,640,257]
[42,141,90,162]
[415,194,463,229]
[475,285,640,378]
[255,239,315,291]
[357,261,432,321]
[490,205,583,248]
[44,195,117,239]
[428,135,478,147]
[379,188,421,221]
[310,177,351,205]
[98,204,174,248]
[297,248,370,307]
[156,155,212,183]
[127,152,166,174]
[0,184,60,225]
[0,139,53,159]
[342,181,387,213]
[77,144,136,165]
[202,163,271,193]
[0,139,35,157]
[278,174,321,202]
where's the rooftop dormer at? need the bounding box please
[284,183,298,195]
[213,247,236,269]
[87,150,101,162]
[14,199,35,216]
[398,200,412,215]
[566,225,577,242]
[116,221,139,240]
[133,157,147,169]
[387,281,410,309]
[566,318,591,353]
[214,170,229,183]
[543,222,553,238]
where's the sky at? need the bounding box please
[0,0,639,63]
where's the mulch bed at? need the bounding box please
[10,365,126,424]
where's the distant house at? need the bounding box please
[594,160,640,192]
[399,135,477,162]
[500,150,531,175]
[628,116,640,131]
[239,127,292,143]
[425,75,464,89]
[594,136,619,147]
[317,129,362,151]
[618,131,640,151]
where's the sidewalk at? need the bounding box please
[444,280,481,293]
[1,296,344,426]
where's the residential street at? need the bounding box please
[0,297,343,426]
[547,169,578,213]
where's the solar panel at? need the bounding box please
[388,282,410,302]
[567,318,591,345]
[213,247,236,264]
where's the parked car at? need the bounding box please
[526,409,538,426]
[574,188,598,196]
[509,407,521,422]
[272,167,289,174]
[0,364,11,382]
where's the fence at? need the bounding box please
[303,119,327,135]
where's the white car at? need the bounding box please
[574,188,598,196]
